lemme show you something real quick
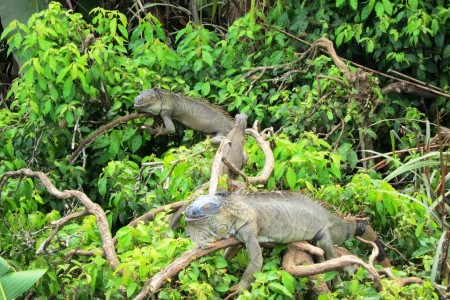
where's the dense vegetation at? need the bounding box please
[0,0,449,298]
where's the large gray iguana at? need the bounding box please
[133,88,234,144]
[185,192,391,293]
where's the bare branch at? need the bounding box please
[356,236,379,266]
[0,169,120,270]
[244,129,274,185]
[134,237,243,299]
[382,81,444,99]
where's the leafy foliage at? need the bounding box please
[0,257,47,300]
[0,1,449,298]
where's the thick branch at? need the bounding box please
[134,237,243,300]
[382,81,441,99]
[68,112,151,164]
[0,169,120,270]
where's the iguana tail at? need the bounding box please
[355,220,391,267]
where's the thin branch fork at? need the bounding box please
[265,24,450,100]
[212,129,275,186]
[0,169,120,270]
[68,112,151,164]
[37,209,90,254]
[243,128,274,185]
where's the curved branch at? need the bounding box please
[68,112,151,164]
[0,169,120,270]
[244,129,274,185]
[134,237,243,300]
[36,209,89,254]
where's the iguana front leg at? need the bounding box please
[228,224,262,296]
[144,114,176,137]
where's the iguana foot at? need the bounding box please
[143,123,167,137]
[210,135,226,144]
[224,283,247,300]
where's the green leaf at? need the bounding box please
[382,0,393,15]
[202,51,214,66]
[98,176,107,197]
[443,45,450,59]
[286,167,297,190]
[0,258,10,277]
[431,19,439,36]
[281,270,296,293]
[267,282,294,298]
[336,0,346,8]
[360,0,375,20]
[0,269,47,300]
[348,0,358,10]
[56,66,71,83]
[193,60,203,72]
[367,39,374,53]
[29,100,39,114]
[110,18,117,36]
[63,79,73,98]
[408,0,418,10]
[335,31,344,47]
[323,270,338,281]
[201,82,210,96]
[130,135,142,153]
[375,2,384,18]
[107,162,116,177]
[108,130,122,158]
[326,110,333,120]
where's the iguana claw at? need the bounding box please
[143,123,165,137]
[224,283,248,300]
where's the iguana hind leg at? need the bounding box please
[314,228,343,287]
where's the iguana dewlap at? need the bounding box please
[185,192,390,291]
[133,88,234,143]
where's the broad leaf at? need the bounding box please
[0,269,47,300]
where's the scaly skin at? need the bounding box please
[185,192,391,292]
[133,88,234,143]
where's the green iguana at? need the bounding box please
[133,88,234,144]
[185,192,390,292]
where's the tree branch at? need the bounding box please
[0,169,120,270]
[68,112,151,164]
[134,237,243,299]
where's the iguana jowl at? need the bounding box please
[185,192,391,291]
[133,88,234,143]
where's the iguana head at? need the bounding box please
[133,89,162,115]
[185,194,234,249]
